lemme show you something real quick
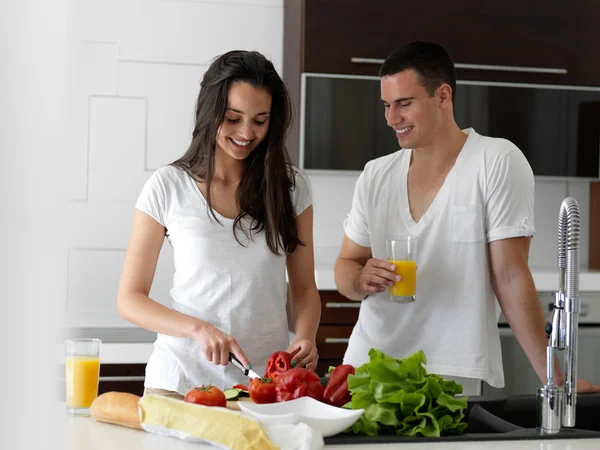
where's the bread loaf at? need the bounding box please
[90,392,143,430]
[139,394,278,449]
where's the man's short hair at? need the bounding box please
[379,41,457,102]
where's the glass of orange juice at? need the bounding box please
[386,235,418,303]
[65,338,101,416]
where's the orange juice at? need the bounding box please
[65,356,100,408]
[388,259,417,296]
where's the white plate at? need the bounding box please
[238,396,364,437]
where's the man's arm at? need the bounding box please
[488,236,550,383]
[334,235,399,301]
[489,236,600,392]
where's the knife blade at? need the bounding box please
[228,352,261,379]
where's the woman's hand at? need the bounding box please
[191,322,250,369]
[286,339,318,372]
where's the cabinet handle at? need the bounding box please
[325,302,361,309]
[350,58,567,75]
[99,376,146,382]
[325,338,350,344]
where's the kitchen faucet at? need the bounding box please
[537,197,581,434]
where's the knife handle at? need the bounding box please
[228,352,248,375]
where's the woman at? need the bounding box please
[117,50,321,398]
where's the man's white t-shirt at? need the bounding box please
[135,165,312,394]
[343,128,535,390]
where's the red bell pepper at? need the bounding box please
[274,368,324,402]
[323,364,355,407]
[264,351,294,379]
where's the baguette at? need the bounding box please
[90,392,143,430]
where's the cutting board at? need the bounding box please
[226,396,254,411]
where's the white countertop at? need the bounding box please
[66,415,600,450]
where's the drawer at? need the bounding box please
[319,291,361,325]
[316,325,353,359]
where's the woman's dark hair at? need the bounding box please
[379,41,457,102]
[172,50,301,256]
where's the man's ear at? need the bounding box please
[438,84,453,108]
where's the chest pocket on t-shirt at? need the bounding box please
[452,205,485,243]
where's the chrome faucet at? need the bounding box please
[537,197,581,434]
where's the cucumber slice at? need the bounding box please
[223,388,241,401]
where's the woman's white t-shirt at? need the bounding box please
[343,128,535,389]
[136,165,312,394]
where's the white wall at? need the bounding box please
[63,0,284,327]
[2,1,69,446]
[62,0,592,329]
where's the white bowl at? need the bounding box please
[238,396,364,437]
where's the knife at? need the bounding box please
[228,353,262,379]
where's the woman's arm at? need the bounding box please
[285,205,322,371]
[117,209,250,367]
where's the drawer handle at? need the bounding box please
[99,376,146,382]
[325,338,350,344]
[350,58,568,75]
[325,302,361,309]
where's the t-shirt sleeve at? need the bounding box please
[135,169,168,227]
[343,168,371,247]
[291,168,313,216]
[486,147,536,242]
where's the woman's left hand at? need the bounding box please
[286,339,318,372]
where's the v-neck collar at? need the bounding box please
[399,128,475,234]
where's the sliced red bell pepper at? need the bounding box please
[264,351,294,379]
[232,384,248,392]
[274,367,324,402]
[323,364,355,407]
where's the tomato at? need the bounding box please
[184,385,227,407]
[249,377,277,404]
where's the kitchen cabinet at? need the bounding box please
[58,363,146,399]
[97,364,146,396]
[299,0,600,87]
[315,290,359,376]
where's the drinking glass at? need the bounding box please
[65,338,101,416]
[386,236,418,303]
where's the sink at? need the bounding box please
[467,393,600,433]
[324,394,600,445]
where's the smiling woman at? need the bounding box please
[116,50,322,396]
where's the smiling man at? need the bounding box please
[333,41,600,396]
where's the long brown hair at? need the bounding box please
[172,50,302,255]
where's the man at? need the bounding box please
[334,41,599,396]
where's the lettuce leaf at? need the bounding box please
[345,349,468,437]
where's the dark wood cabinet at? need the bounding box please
[315,290,359,376]
[300,0,600,87]
[59,363,146,400]
[97,364,146,396]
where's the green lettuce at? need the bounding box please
[344,349,468,437]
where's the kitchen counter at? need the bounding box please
[66,415,600,450]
